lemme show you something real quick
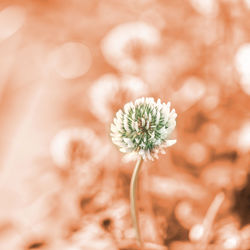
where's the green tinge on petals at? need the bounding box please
[110,97,177,160]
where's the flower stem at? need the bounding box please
[130,156,143,248]
[199,192,225,250]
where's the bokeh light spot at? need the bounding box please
[237,122,250,153]
[49,42,92,79]
[190,0,218,17]
[0,5,26,41]
[223,235,240,249]
[187,142,209,166]
[235,43,250,95]
[101,21,161,73]
[189,224,204,242]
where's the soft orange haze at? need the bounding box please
[0,1,249,250]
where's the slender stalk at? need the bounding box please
[130,156,143,248]
[199,192,225,250]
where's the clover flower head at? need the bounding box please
[110,97,177,161]
[50,127,100,167]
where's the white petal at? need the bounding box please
[151,131,155,139]
[169,108,176,117]
[159,147,166,154]
[155,139,161,145]
[123,138,134,147]
[117,109,123,119]
[124,102,132,113]
[120,148,127,153]
[156,99,162,110]
[162,102,170,118]
[110,124,117,133]
[135,97,144,105]
[146,149,154,161]
[141,118,145,126]
[148,113,152,122]
[122,152,139,163]
[124,119,130,132]
[156,110,161,125]
[152,108,156,116]
[134,121,139,132]
[165,139,176,147]
[139,149,145,156]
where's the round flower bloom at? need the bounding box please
[101,21,161,74]
[110,97,177,161]
[50,127,101,167]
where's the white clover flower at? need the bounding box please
[101,21,161,74]
[89,74,148,123]
[110,97,177,161]
[50,127,101,167]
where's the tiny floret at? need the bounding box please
[110,97,177,160]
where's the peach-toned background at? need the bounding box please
[0,1,249,249]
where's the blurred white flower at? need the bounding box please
[235,43,250,95]
[48,42,92,79]
[71,221,117,250]
[216,219,241,250]
[101,21,161,73]
[237,121,250,153]
[190,0,219,17]
[244,0,250,9]
[0,5,26,41]
[110,97,177,161]
[189,224,204,242]
[50,127,101,167]
[89,74,148,123]
[171,77,206,112]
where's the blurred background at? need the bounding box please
[0,0,249,249]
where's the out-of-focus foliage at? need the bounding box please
[0,0,249,249]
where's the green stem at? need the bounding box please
[130,156,143,248]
